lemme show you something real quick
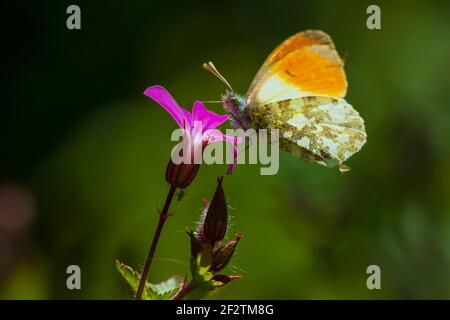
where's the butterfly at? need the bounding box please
[203,30,366,172]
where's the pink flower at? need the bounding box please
[144,86,239,178]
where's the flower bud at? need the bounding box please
[165,159,200,189]
[210,233,242,272]
[199,177,228,245]
[187,230,204,258]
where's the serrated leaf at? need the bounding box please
[115,260,154,300]
[115,260,182,300]
[150,276,183,296]
[149,276,183,300]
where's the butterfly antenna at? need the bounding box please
[203,61,234,93]
[202,100,222,104]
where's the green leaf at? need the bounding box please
[190,254,216,292]
[115,260,182,300]
[187,251,239,300]
[115,260,153,300]
[183,287,210,300]
[150,276,183,299]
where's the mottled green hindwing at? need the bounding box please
[249,96,366,170]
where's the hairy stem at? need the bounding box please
[135,184,177,300]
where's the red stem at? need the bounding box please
[171,281,195,300]
[135,184,177,300]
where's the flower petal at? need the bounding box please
[144,85,191,128]
[192,101,229,131]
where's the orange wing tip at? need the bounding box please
[273,47,347,98]
[267,30,334,64]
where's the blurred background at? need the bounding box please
[1,0,450,299]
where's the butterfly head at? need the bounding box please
[203,62,251,129]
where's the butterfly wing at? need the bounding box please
[250,97,366,169]
[244,30,365,168]
[246,30,347,106]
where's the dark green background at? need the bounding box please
[1,0,449,299]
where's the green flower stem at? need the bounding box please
[136,184,177,300]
